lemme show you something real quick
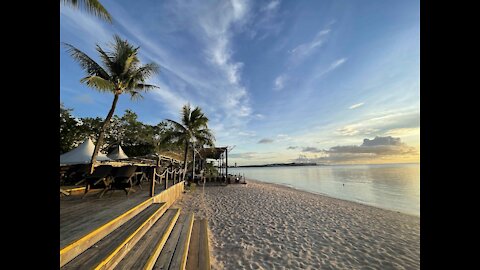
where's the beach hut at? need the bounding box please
[60,138,111,165]
[107,145,129,160]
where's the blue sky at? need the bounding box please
[60,0,420,165]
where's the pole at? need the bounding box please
[225,147,228,177]
[192,142,195,182]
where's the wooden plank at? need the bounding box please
[153,214,187,270]
[169,212,195,270]
[115,208,180,270]
[60,196,155,267]
[60,187,154,249]
[95,203,170,270]
[185,220,200,270]
[144,209,181,270]
[198,219,211,270]
[62,203,164,269]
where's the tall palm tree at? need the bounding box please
[61,0,112,23]
[163,104,215,181]
[64,34,159,173]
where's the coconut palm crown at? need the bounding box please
[163,104,215,181]
[63,34,159,172]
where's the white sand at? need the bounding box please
[173,180,420,269]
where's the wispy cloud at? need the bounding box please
[238,131,257,137]
[315,57,348,79]
[258,138,274,144]
[245,0,284,40]
[287,146,298,150]
[289,27,332,64]
[74,94,95,105]
[263,0,280,11]
[273,74,287,90]
[349,102,365,109]
[336,110,420,137]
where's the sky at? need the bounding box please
[60,0,420,166]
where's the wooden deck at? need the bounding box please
[60,180,176,249]
[60,179,212,269]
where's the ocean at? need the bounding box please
[229,163,420,216]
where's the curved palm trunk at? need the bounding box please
[89,93,120,173]
[182,140,189,182]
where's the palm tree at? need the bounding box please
[61,0,112,23]
[163,104,215,181]
[63,34,159,173]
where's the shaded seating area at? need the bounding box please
[108,165,138,196]
[83,165,113,198]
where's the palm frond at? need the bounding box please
[165,119,188,133]
[129,91,143,101]
[135,83,159,91]
[63,43,110,79]
[80,75,115,91]
[62,0,112,23]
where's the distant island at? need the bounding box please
[233,162,323,168]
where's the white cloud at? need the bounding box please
[274,74,287,90]
[336,110,420,137]
[238,131,256,137]
[289,29,331,63]
[263,0,280,11]
[349,102,365,109]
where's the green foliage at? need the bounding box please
[60,104,183,157]
[60,103,84,154]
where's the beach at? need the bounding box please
[172,179,420,269]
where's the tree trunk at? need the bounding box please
[89,93,120,173]
[182,140,189,182]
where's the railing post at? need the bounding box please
[165,169,169,190]
[151,155,160,197]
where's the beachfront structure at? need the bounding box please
[196,146,229,177]
[60,138,111,165]
[107,144,129,160]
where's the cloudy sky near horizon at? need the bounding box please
[60,0,420,165]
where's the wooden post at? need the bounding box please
[165,168,169,190]
[225,147,228,178]
[151,155,160,197]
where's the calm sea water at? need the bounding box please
[229,163,420,216]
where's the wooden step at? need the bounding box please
[154,212,195,270]
[62,202,168,270]
[115,208,181,270]
[186,219,211,270]
[60,197,156,267]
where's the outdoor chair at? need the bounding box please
[109,165,138,197]
[82,165,113,198]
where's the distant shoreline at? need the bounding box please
[230,162,419,168]
[234,162,321,168]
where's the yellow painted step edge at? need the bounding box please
[143,208,182,270]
